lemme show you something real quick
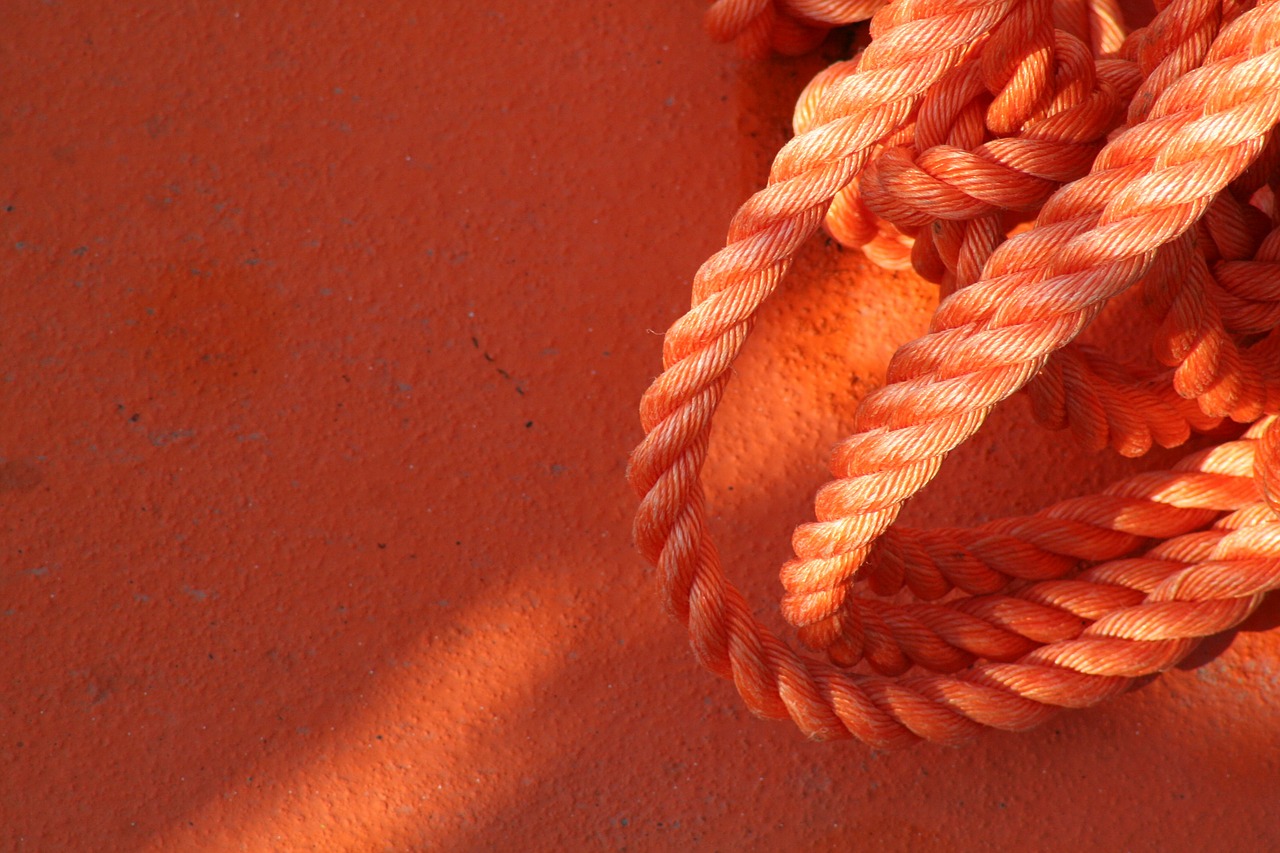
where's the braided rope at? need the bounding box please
[631,0,1280,744]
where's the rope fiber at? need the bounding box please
[630,0,1280,744]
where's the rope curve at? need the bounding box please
[632,0,1280,745]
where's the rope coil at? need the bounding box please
[630,0,1280,744]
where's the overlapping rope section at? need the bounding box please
[629,0,1280,743]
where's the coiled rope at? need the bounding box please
[629,0,1280,743]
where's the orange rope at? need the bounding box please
[705,0,884,58]
[631,0,1280,744]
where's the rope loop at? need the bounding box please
[630,0,1280,744]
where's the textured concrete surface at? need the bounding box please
[2,1,1278,850]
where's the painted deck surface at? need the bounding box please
[2,2,1278,849]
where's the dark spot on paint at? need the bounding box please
[0,460,42,493]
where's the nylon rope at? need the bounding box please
[629,0,1280,744]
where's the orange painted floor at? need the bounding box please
[3,2,1279,850]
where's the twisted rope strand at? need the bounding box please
[779,2,1280,645]
[865,436,1259,597]
[635,0,1024,569]
[825,436,1261,670]
[679,493,1279,744]
[1019,183,1280,450]
[706,0,885,58]
[632,0,1280,745]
